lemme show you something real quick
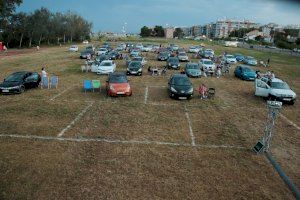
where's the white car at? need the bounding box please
[178,53,189,62]
[69,45,78,52]
[82,40,89,44]
[91,61,100,73]
[96,48,108,55]
[97,60,116,75]
[188,46,200,53]
[135,43,143,50]
[199,59,216,73]
[255,77,296,105]
[172,45,179,51]
[223,54,237,64]
[141,45,152,52]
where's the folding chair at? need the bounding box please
[83,80,93,93]
[92,80,101,92]
[50,76,58,89]
[41,77,49,89]
[207,88,216,99]
[81,65,86,72]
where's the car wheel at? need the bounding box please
[19,85,25,93]
[289,100,295,105]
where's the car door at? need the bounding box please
[255,79,269,97]
[235,66,241,77]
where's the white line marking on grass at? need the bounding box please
[144,86,148,104]
[57,101,94,137]
[184,105,196,146]
[148,85,167,88]
[280,114,300,130]
[50,86,73,101]
[0,134,246,149]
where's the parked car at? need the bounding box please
[141,45,152,52]
[95,54,109,63]
[168,74,194,100]
[177,48,186,54]
[234,65,256,81]
[127,61,143,76]
[255,77,296,105]
[167,57,180,69]
[234,53,245,62]
[69,45,79,52]
[82,40,89,44]
[135,43,143,50]
[157,52,169,61]
[106,72,132,97]
[97,60,116,75]
[199,49,214,59]
[130,50,140,57]
[86,45,95,52]
[188,46,200,53]
[223,54,237,64]
[178,52,189,62]
[96,48,108,55]
[91,61,101,73]
[132,56,147,66]
[199,59,216,73]
[107,51,120,60]
[293,48,300,53]
[0,71,41,94]
[185,63,201,78]
[243,56,257,66]
[171,44,179,51]
[80,49,94,59]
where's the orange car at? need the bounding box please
[106,72,132,97]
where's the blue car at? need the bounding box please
[243,56,257,66]
[234,65,256,81]
[234,53,244,62]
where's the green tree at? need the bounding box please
[174,28,184,38]
[140,26,151,37]
[154,25,164,37]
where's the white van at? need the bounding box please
[255,77,296,105]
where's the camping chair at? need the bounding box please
[92,80,101,92]
[81,65,86,72]
[207,88,216,99]
[83,80,93,93]
[86,65,91,72]
[50,76,58,89]
[41,77,49,89]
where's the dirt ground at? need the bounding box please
[0,41,299,199]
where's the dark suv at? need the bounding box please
[166,57,180,69]
[168,74,194,100]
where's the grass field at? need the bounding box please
[0,39,299,199]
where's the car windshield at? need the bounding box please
[101,62,112,66]
[173,77,191,86]
[160,52,168,56]
[204,60,213,65]
[270,82,290,89]
[179,53,186,56]
[5,73,24,82]
[110,75,127,83]
[169,58,179,62]
[226,55,234,59]
[133,57,142,61]
[71,45,77,48]
[129,62,141,68]
[187,64,199,69]
[243,67,252,72]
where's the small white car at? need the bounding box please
[223,54,237,64]
[135,43,143,50]
[96,48,108,55]
[199,59,216,73]
[91,61,100,73]
[255,77,296,105]
[82,40,89,44]
[97,60,116,75]
[69,45,79,52]
[178,53,189,62]
[188,46,200,53]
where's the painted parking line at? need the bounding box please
[57,101,94,137]
[0,133,246,150]
[49,86,74,101]
[184,105,196,146]
[280,114,300,130]
[144,86,148,104]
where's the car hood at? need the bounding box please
[169,61,179,65]
[271,89,296,97]
[0,81,22,87]
[187,69,201,74]
[99,65,114,69]
[172,84,193,91]
[111,83,130,91]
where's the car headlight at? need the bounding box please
[138,68,142,72]
[169,63,172,66]
[109,85,115,91]
[188,88,194,93]
[171,87,177,92]
[178,63,180,66]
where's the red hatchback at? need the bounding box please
[106,72,132,97]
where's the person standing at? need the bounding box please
[3,45,7,52]
[216,64,222,78]
[267,58,270,67]
[41,67,48,78]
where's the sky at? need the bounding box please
[16,0,300,33]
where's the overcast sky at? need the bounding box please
[17,0,300,33]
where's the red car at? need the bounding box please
[106,72,132,97]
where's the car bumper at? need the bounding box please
[127,71,142,76]
[273,96,296,102]
[0,88,22,94]
[97,69,114,74]
[108,90,132,97]
[170,91,193,99]
[169,65,180,69]
[187,73,201,78]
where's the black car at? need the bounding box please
[168,74,194,100]
[96,54,109,63]
[0,71,41,94]
[127,61,143,76]
[158,52,170,61]
[107,51,120,60]
[167,57,180,69]
[80,49,94,59]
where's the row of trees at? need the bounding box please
[140,25,185,38]
[0,1,92,48]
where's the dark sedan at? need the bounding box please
[80,49,94,59]
[157,52,170,61]
[167,57,180,69]
[127,61,143,76]
[168,74,194,100]
[0,71,41,94]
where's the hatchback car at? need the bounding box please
[223,54,237,64]
[157,52,169,61]
[96,48,108,55]
[185,63,201,78]
[97,60,116,75]
[127,61,143,76]
[199,59,216,73]
[69,45,79,52]
[243,56,257,66]
[168,74,194,100]
[106,72,132,97]
[167,57,180,69]
[178,52,189,62]
[0,71,41,94]
[234,53,245,62]
[234,65,256,81]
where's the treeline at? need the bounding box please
[140,26,165,37]
[1,6,92,48]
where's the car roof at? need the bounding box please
[11,71,31,75]
[172,74,188,78]
[201,58,212,61]
[270,78,283,83]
